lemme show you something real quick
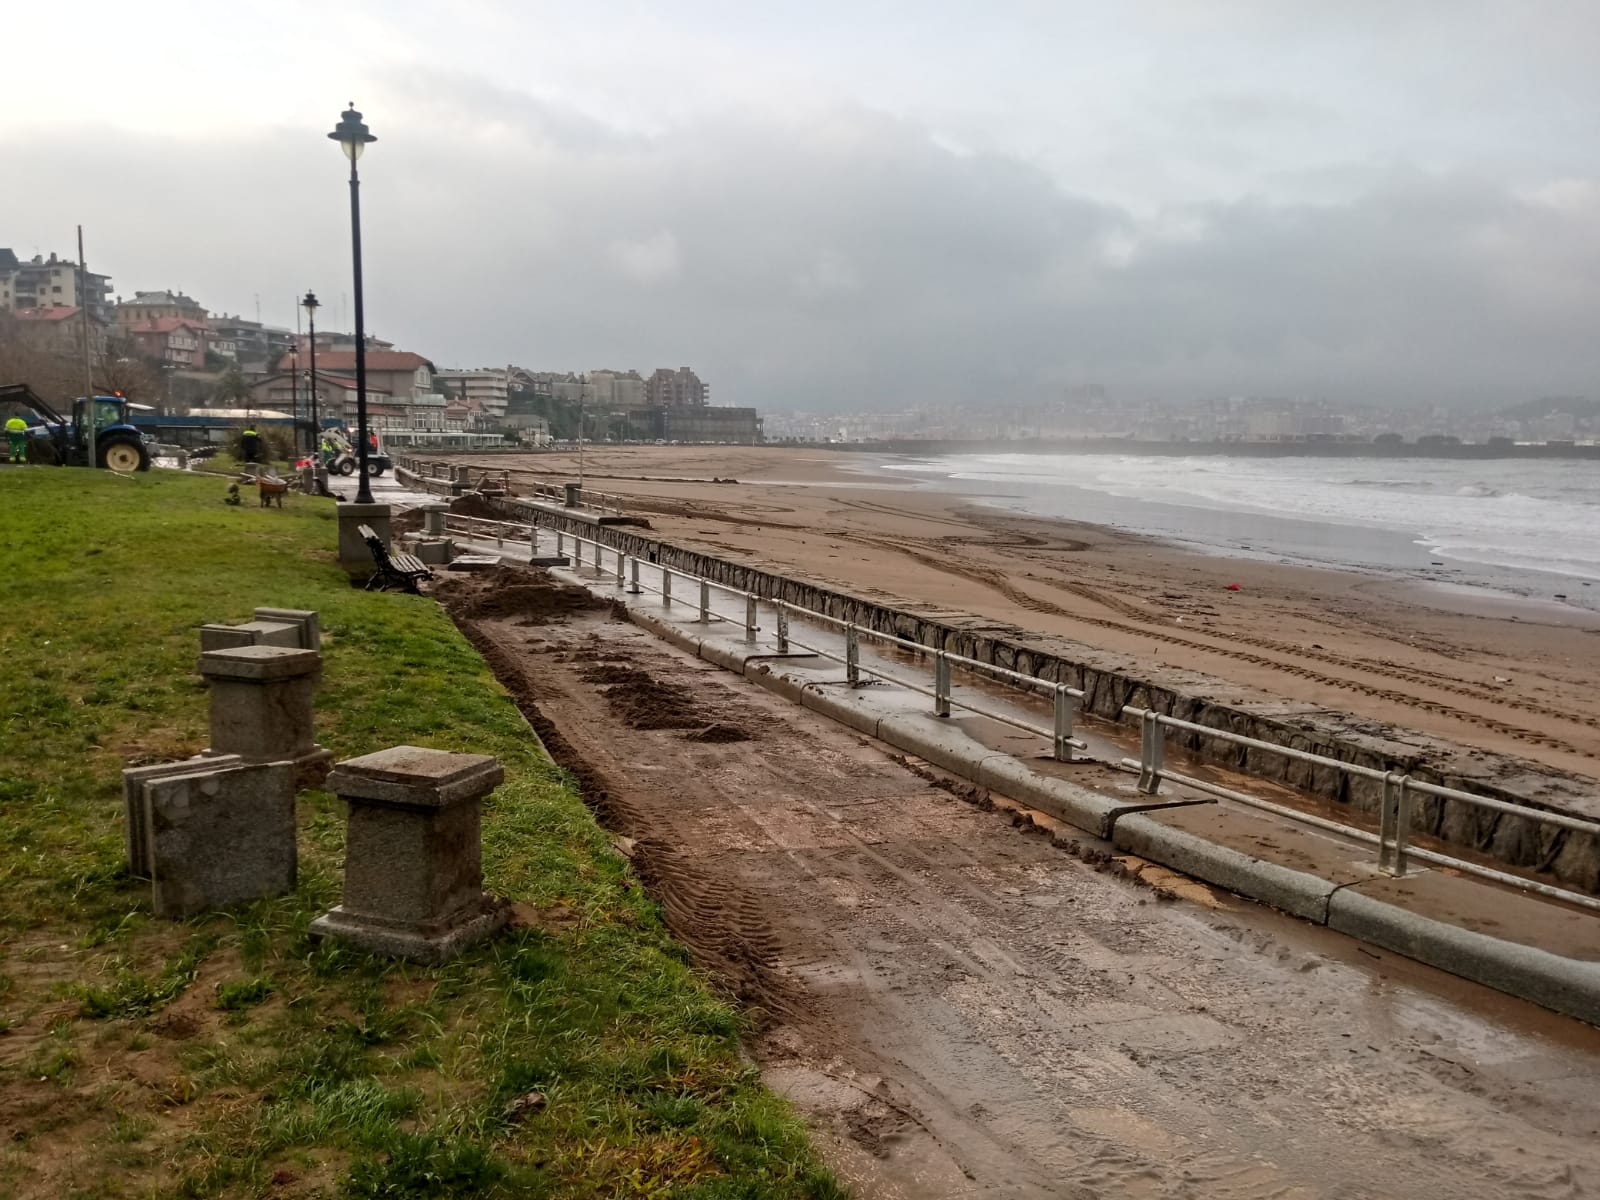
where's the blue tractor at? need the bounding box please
[0,382,154,472]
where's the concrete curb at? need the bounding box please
[697,636,759,676]
[797,685,885,739]
[873,714,983,778]
[977,754,1189,840]
[1327,888,1600,1026]
[1112,812,1337,924]
[628,610,704,659]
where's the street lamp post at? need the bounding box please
[302,291,321,456]
[328,103,377,504]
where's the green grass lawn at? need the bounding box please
[0,466,840,1199]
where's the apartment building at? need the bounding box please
[0,250,115,323]
[647,366,708,407]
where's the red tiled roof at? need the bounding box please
[276,350,433,373]
[14,306,82,322]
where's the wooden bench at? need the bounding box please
[359,524,434,593]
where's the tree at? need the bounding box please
[96,336,164,404]
[214,365,253,408]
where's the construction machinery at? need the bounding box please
[0,382,154,472]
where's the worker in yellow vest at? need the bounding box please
[5,415,27,464]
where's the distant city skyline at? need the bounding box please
[4,2,1599,411]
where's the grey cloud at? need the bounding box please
[3,90,1597,411]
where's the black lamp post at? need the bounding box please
[302,290,320,456]
[328,103,377,503]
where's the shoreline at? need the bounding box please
[453,445,1600,780]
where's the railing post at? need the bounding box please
[1394,776,1412,876]
[934,651,951,717]
[555,530,565,559]
[495,520,504,547]
[1137,710,1164,794]
[1053,685,1074,762]
[776,603,789,653]
[1380,773,1413,877]
[593,539,602,574]
[698,579,710,623]
[744,594,758,643]
[663,568,672,607]
[615,548,625,589]
[628,557,642,594]
[846,624,860,685]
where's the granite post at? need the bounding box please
[309,746,508,963]
[197,645,332,788]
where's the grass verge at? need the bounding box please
[0,466,840,1199]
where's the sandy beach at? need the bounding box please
[453,445,1600,781]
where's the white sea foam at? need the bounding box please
[885,453,1600,583]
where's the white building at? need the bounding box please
[434,367,512,419]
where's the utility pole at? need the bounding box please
[77,226,96,463]
[577,373,587,494]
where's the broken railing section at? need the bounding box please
[121,609,509,965]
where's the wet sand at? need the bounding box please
[454,445,1600,782]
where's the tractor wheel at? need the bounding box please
[370,461,387,477]
[337,458,356,476]
[99,439,149,474]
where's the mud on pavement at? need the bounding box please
[438,564,1600,1200]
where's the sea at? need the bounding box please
[880,453,1600,612]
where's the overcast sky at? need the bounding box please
[6,1,1599,410]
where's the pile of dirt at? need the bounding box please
[390,509,424,534]
[687,722,750,743]
[578,664,710,730]
[446,569,608,625]
[449,492,508,520]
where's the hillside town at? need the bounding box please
[0,246,764,449]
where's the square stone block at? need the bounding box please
[200,621,300,652]
[254,608,321,651]
[310,747,507,964]
[122,754,243,876]
[146,761,297,919]
[198,624,259,652]
[416,538,454,565]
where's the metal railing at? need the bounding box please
[438,510,1600,914]
[396,456,627,515]
[1121,706,1600,912]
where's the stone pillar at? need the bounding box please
[421,504,448,537]
[310,746,509,963]
[197,645,332,789]
[337,502,393,577]
[564,482,580,507]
